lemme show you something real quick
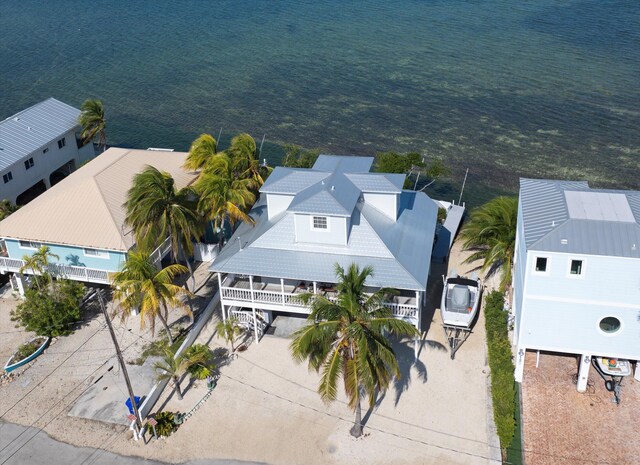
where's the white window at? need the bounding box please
[570,259,583,275]
[3,171,13,184]
[535,257,548,272]
[57,137,66,149]
[83,248,109,259]
[24,157,34,170]
[19,240,42,249]
[312,216,328,230]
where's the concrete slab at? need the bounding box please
[268,315,309,338]
[68,357,157,425]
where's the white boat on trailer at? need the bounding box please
[441,274,481,359]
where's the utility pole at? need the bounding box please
[97,289,143,432]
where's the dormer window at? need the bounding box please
[312,216,328,230]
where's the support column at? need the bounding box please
[415,290,421,332]
[414,335,419,360]
[280,278,285,305]
[313,281,317,294]
[514,346,526,382]
[635,362,640,382]
[249,276,259,344]
[217,273,226,321]
[15,273,26,298]
[577,354,591,392]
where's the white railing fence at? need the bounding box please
[0,257,110,284]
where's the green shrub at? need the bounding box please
[14,339,42,361]
[484,291,516,455]
[154,411,177,437]
[10,280,85,337]
[437,207,447,223]
[185,343,216,380]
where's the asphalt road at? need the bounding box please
[0,422,264,465]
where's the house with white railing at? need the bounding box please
[0,148,198,293]
[210,155,438,344]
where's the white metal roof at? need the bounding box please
[0,148,198,251]
[0,98,81,171]
[519,178,640,258]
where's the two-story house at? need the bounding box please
[513,178,640,391]
[0,148,198,293]
[0,98,97,205]
[210,155,438,347]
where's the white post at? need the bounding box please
[15,274,26,298]
[514,346,526,382]
[414,335,419,360]
[577,354,591,392]
[415,290,421,331]
[280,278,285,305]
[536,350,540,368]
[635,362,640,382]
[313,281,317,294]
[249,276,259,344]
[217,273,226,322]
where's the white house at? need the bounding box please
[210,155,438,346]
[0,98,96,205]
[0,148,198,293]
[513,178,640,391]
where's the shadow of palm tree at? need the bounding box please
[390,337,446,406]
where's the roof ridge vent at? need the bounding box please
[551,220,556,227]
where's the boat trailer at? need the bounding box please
[591,358,630,405]
[443,325,472,360]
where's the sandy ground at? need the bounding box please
[0,242,501,465]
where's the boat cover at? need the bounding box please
[447,285,471,313]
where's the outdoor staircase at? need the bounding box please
[231,309,268,340]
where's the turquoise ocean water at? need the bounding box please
[1,0,638,203]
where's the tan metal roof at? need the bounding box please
[0,148,198,251]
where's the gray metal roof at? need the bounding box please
[519,178,640,258]
[287,172,361,217]
[260,167,330,195]
[211,189,437,290]
[345,173,404,193]
[0,98,81,171]
[312,155,374,173]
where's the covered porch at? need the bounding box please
[217,272,424,344]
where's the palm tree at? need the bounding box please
[290,263,418,438]
[0,199,18,221]
[184,133,220,172]
[110,250,193,344]
[215,317,245,352]
[124,166,203,290]
[195,153,256,246]
[20,245,59,289]
[227,133,271,190]
[459,196,518,291]
[153,342,209,400]
[79,99,107,152]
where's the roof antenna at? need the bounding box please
[237,236,243,251]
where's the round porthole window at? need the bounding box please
[599,317,621,334]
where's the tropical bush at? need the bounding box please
[153,411,177,437]
[185,343,216,380]
[11,280,85,337]
[282,144,319,168]
[14,339,43,361]
[484,291,516,456]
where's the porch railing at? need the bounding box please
[220,286,418,319]
[0,257,110,284]
[150,236,172,265]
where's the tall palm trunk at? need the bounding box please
[158,304,174,344]
[350,400,363,438]
[177,242,195,324]
[173,375,183,400]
